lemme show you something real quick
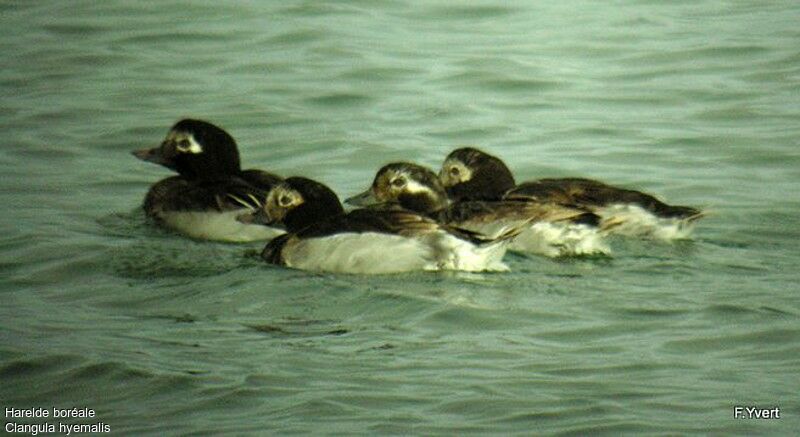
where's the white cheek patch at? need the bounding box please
[268,187,304,212]
[455,162,472,182]
[171,132,204,154]
[182,135,203,154]
[286,190,304,208]
[404,178,433,195]
[187,137,203,154]
[441,159,472,185]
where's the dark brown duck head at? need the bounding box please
[439,147,516,201]
[133,119,242,181]
[346,162,449,216]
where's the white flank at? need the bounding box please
[282,231,509,274]
[158,210,284,242]
[511,222,610,257]
[283,233,434,274]
[459,220,609,258]
[424,231,510,272]
[598,204,698,240]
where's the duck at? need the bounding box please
[237,176,518,274]
[346,162,609,257]
[439,147,704,240]
[132,118,284,242]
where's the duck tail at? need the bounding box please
[449,218,529,248]
[477,217,536,248]
[569,211,601,227]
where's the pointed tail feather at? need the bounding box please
[462,217,536,248]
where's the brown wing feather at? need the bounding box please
[506,178,701,218]
[443,200,594,225]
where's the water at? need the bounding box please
[1,0,799,434]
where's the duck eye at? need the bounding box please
[391,177,406,188]
[176,139,191,152]
[279,195,293,207]
[450,167,460,176]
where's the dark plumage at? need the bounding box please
[440,147,516,202]
[440,147,704,239]
[240,176,515,273]
[506,178,700,219]
[132,119,283,242]
[347,161,609,257]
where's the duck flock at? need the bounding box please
[133,119,705,274]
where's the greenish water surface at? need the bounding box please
[1,1,799,434]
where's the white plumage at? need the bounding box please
[158,210,283,242]
[597,204,700,240]
[280,231,509,274]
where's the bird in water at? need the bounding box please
[238,176,520,274]
[132,119,283,242]
[347,162,610,257]
[439,147,705,240]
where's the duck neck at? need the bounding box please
[397,192,448,217]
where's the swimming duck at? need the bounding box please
[439,147,704,239]
[133,119,283,242]
[346,162,609,257]
[237,176,517,274]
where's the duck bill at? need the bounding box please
[345,189,380,206]
[236,208,277,227]
[132,146,175,169]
